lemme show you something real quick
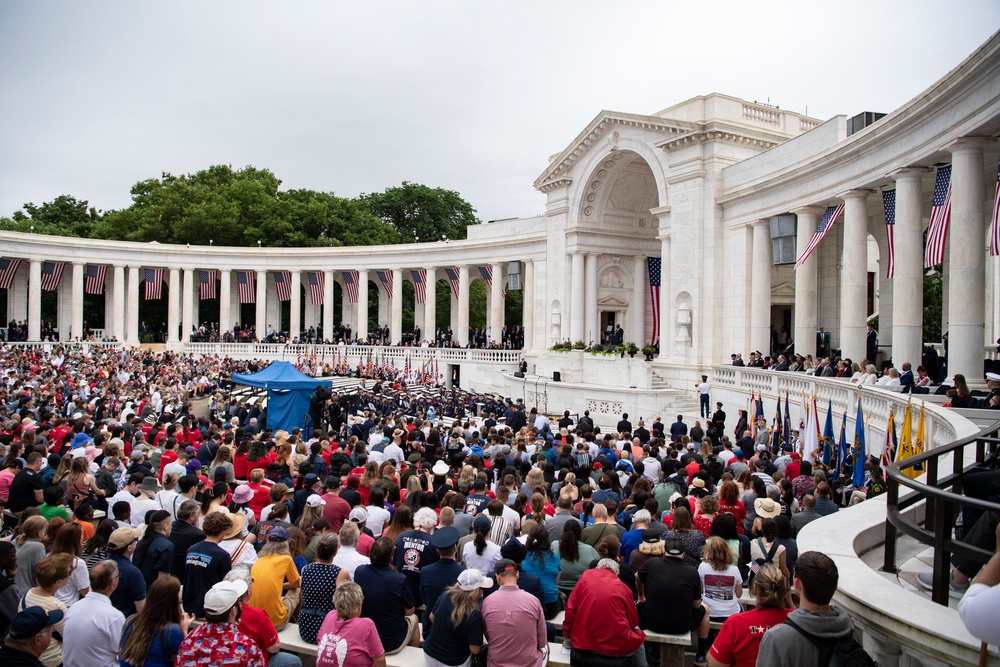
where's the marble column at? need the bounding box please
[255,270,267,340]
[750,219,772,354]
[947,138,989,383]
[891,169,927,368]
[523,260,534,350]
[570,253,585,343]
[631,257,646,346]
[391,268,403,344]
[27,260,41,341]
[8,268,27,323]
[584,254,598,345]
[840,191,872,361]
[457,265,470,346]
[424,267,437,338]
[71,263,84,340]
[112,265,125,341]
[289,270,301,341]
[167,268,180,344]
[323,270,335,341]
[57,280,71,341]
[793,206,823,355]
[356,269,369,340]
[126,266,140,345]
[182,268,194,342]
[219,270,231,337]
[490,263,504,343]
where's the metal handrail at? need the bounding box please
[883,419,1000,606]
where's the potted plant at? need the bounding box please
[572,340,586,350]
[624,342,639,358]
[641,344,656,361]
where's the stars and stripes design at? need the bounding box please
[307,272,324,305]
[795,204,845,268]
[411,270,427,304]
[236,271,256,304]
[477,266,506,299]
[342,271,359,303]
[375,270,394,299]
[198,270,217,299]
[40,261,64,291]
[0,259,20,290]
[990,156,1000,257]
[882,189,896,279]
[647,257,661,346]
[924,165,952,268]
[144,268,164,299]
[444,267,461,299]
[273,271,292,301]
[84,264,107,294]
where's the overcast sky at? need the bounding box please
[1,1,997,225]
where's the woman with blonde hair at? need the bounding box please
[48,522,91,607]
[557,472,579,502]
[705,563,792,667]
[699,536,743,625]
[65,456,105,509]
[315,582,386,667]
[423,570,488,667]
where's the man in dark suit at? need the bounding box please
[866,324,878,364]
[816,327,831,359]
[616,413,632,435]
[899,362,915,387]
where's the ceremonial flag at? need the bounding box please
[801,397,818,463]
[342,271,359,303]
[411,270,427,304]
[40,261,64,291]
[990,156,1000,257]
[772,400,783,452]
[144,268,164,299]
[783,393,791,446]
[198,270,217,300]
[0,259,19,290]
[83,264,106,295]
[795,204,844,268]
[307,272,324,305]
[880,407,897,480]
[754,393,765,426]
[748,391,756,438]
[924,165,952,268]
[821,400,835,468]
[375,270,393,299]
[273,271,292,301]
[882,189,896,278]
[236,271,255,304]
[914,402,926,477]
[897,402,916,478]
[833,412,847,481]
[853,397,867,489]
[647,257,661,346]
[444,268,461,299]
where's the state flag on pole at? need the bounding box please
[237,271,256,304]
[990,155,1000,257]
[880,407,897,480]
[411,270,427,304]
[307,272,324,305]
[342,271,359,303]
[853,397,867,489]
[444,268,461,299]
[375,270,393,299]
[882,189,896,279]
[40,261,64,291]
[198,270,217,300]
[274,271,292,301]
[84,264,106,295]
[0,259,20,290]
[647,257,661,346]
[795,205,844,268]
[924,165,952,268]
[144,268,164,299]
[801,397,820,463]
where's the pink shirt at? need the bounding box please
[315,614,384,667]
[481,585,547,667]
[0,469,15,500]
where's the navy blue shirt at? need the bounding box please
[108,552,146,617]
[423,594,483,666]
[355,564,415,651]
[182,540,231,616]
[393,529,438,606]
[419,557,464,636]
[169,519,205,579]
[515,566,546,608]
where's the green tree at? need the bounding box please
[359,181,479,242]
[923,269,942,343]
[1,195,101,237]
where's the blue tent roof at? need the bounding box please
[231,361,332,391]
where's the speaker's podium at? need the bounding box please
[514,371,524,378]
[553,371,561,382]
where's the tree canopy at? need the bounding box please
[359,181,479,243]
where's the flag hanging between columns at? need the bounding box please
[236,271,255,304]
[444,268,461,299]
[40,261,64,291]
[647,257,661,346]
[0,259,20,290]
[375,270,393,299]
[307,272,324,305]
[882,189,896,279]
[273,271,292,301]
[84,264,106,295]
[144,268,164,299]
[477,266,506,300]
[342,271,359,303]
[990,156,1000,257]
[198,270,217,299]
[795,205,844,268]
[924,165,952,268]
[411,270,426,304]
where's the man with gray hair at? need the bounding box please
[63,560,125,667]
[224,568,302,667]
[563,557,646,666]
[620,509,651,564]
[333,520,370,578]
[169,499,204,578]
[393,507,439,606]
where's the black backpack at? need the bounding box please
[784,618,878,667]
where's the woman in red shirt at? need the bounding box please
[707,563,792,667]
[232,441,250,480]
[717,480,747,534]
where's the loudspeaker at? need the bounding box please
[514,371,524,378]
[553,371,561,382]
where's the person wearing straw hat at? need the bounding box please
[219,512,258,570]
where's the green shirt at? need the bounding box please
[39,503,70,522]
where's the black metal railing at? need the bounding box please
[883,419,1000,605]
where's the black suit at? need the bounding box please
[817,331,831,358]
[616,419,632,434]
[866,330,878,363]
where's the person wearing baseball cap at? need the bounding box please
[0,606,63,664]
[174,578,266,667]
[481,558,547,666]
[106,527,147,618]
[422,569,490,667]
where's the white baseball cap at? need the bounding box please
[305,494,326,508]
[203,579,248,615]
[457,569,494,591]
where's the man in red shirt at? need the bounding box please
[224,568,302,667]
[321,476,352,532]
[563,558,646,665]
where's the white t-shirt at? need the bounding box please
[54,557,90,607]
[698,562,742,618]
[462,540,502,578]
[130,495,163,528]
[365,505,391,537]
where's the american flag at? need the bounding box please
[40,261,64,291]
[990,156,1000,257]
[144,268,164,299]
[375,270,393,299]
[273,271,292,301]
[444,267,460,299]
[0,259,20,290]
[882,189,896,279]
[307,272,324,305]
[647,257,661,345]
[478,265,506,299]
[795,204,845,268]
[924,165,952,268]
[199,270,217,299]
[411,269,426,304]
[236,271,256,304]
[342,271,359,303]
[84,264,106,294]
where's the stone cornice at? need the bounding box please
[655,120,784,152]
[537,177,572,193]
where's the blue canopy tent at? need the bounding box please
[230,361,332,434]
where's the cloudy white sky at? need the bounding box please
[1,1,997,224]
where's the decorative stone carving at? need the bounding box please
[607,131,619,152]
[599,269,625,289]
[587,399,624,416]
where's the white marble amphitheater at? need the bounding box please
[3,28,1000,667]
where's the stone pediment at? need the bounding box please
[771,281,796,303]
[597,295,629,308]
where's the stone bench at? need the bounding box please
[276,622,424,666]
[549,611,690,667]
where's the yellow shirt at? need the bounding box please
[249,553,300,626]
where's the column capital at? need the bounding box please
[750,218,769,230]
[836,188,877,202]
[889,166,929,182]
[946,136,993,155]
[790,205,825,217]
